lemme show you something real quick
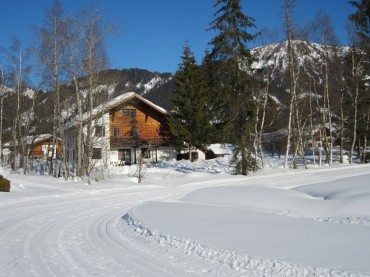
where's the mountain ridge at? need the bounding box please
[1,40,352,142]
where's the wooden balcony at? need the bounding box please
[110,137,170,147]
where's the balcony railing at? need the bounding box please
[110,137,170,147]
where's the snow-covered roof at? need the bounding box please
[208,144,233,155]
[66,92,168,129]
[4,134,58,148]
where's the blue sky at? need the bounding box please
[0,0,355,74]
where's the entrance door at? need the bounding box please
[118,149,131,165]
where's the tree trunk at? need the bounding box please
[283,0,298,170]
[339,92,345,163]
[349,50,359,164]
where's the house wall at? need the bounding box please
[31,139,63,158]
[91,113,111,163]
[109,102,168,139]
[108,146,177,165]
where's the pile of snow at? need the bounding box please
[124,163,370,276]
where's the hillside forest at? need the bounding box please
[0,0,369,178]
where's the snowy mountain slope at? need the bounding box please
[250,40,352,114]
[251,40,350,72]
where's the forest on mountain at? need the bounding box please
[0,0,369,178]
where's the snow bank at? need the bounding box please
[123,171,370,276]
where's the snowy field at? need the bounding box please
[1,156,370,276]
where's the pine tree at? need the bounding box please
[349,0,370,163]
[349,0,370,44]
[206,0,258,175]
[169,44,211,161]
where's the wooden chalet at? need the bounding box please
[305,126,336,148]
[65,92,176,166]
[29,135,63,159]
[3,134,62,160]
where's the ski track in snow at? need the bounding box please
[1,189,193,277]
[1,164,370,276]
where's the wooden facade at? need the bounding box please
[30,138,63,159]
[108,99,170,148]
[4,135,63,160]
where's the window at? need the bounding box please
[123,109,130,116]
[92,148,102,159]
[123,108,136,117]
[113,127,122,137]
[141,148,150,158]
[95,125,105,137]
[130,109,136,117]
[118,149,131,165]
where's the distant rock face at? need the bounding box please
[250,40,350,106]
[255,40,349,73]
[83,41,350,111]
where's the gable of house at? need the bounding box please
[109,99,169,139]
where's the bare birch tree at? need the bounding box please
[0,65,5,166]
[9,39,24,172]
[345,26,367,164]
[307,12,339,166]
[77,7,114,178]
[34,0,69,178]
[65,15,85,178]
[283,0,299,169]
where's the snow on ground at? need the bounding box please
[1,156,370,276]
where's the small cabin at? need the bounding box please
[3,134,63,160]
[29,135,63,159]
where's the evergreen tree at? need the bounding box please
[201,50,223,143]
[206,0,258,175]
[349,0,370,77]
[349,0,370,46]
[169,44,211,161]
[349,0,370,163]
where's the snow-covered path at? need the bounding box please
[0,183,191,276]
[1,163,370,276]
